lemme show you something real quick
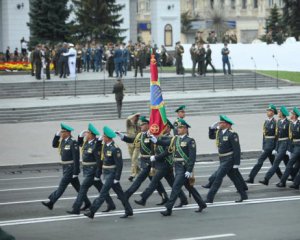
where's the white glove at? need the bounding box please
[115,131,124,139]
[149,135,157,143]
[113,179,119,184]
[210,121,219,129]
[72,175,78,178]
[286,151,292,159]
[185,171,192,178]
[233,165,239,169]
[98,135,103,141]
[150,155,156,162]
[272,150,278,155]
[79,130,88,138]
[56,131,61,137]
[94,177,100,181]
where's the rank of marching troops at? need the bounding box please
[42,104,300,220]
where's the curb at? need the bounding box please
[0,150,261,173]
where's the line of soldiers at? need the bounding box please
[41,104,300,220]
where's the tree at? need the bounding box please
[27,0,72,47]
[282,0,300,40]
[181,11,193,33]
[72,0,125,43]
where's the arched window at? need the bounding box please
[164,24,173,47]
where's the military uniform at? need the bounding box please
[206,115,247,203]
[155,119,206,216]
[42,123,89,210]
[196,46,206,76]
[175,42,184,75]
[260,106,290,185]
[122,131,168,201]
[277,107,300,187]
[85,126,133,219]
[112,79,125,118]
[133,47,143,77]
[68,124,115,214]
[190,44,197,77]
[135,122,188,207]
[205,47,216,73]
[246,105,282,183]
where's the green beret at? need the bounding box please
[88,123,100,136]
[138,116,149,125]
[279,106,289,117]
[219,115,234,125]
[103,126,116,139]
[60,123,74,132]
[175,105,186,113]
[267,104,277,114]
[166,119,174,129]
[292,107,300,117]
[177,118,191,128]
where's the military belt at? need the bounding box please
[293,139,300,142]
[278,137,289,141]
[141,154,151,158]
[82,162,96,166]
[265,136,275,139]
[61,160,74,165]
[103,165,116,169]
[219,151,233,157]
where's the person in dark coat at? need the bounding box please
[113,79,125,118]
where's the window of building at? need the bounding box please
[221,0,225,7]
[231,0,236,9]
[254,0,258,8]
[164,24,173,47]
[242,0,247,9]
[145,0,150,11]
[269,0,273,7]
[210,0,214,9]
[278,0,283,7]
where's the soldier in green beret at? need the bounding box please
[66,123,115,214]
[134,119,188,208]
[116,116,169,205]
[245,104,283,183]
[150,119,207,216]
[84,126,133,219]
[206,115,248,203]
[259,106,290,186]
[173,105,187,136]
[277,107,300,189]
[42,123,89,210]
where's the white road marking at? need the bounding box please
[0,195,299,226]
[0,176,58,181]
[171,233,236,240]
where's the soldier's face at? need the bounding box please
[267,110,274,118]
[177,110,185,118]
[103,135,112,144]
[60,130,70,139]
[290,113,297,121]
[278,111,283,119]
[218,121,229,130]
[140,123,149,132]
[177,126,187,135]
[86,131,94,141]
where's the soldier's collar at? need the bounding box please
[64,137,70,142]
[180,134,187,139]
[88,138,96,144]
[106,141,113,147]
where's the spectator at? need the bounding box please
[112,79,125,118]
[221,43,231,75]
[6,47,10,62]
[21,37,28,57]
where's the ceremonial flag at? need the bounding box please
[149,54,167,136]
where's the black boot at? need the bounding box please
[80,203,91,211]
[66,209,80,215]
[134,198,146,206]
[276,182,286,188]
[195,204,207,213]
[289,184,300,190]
[41,201,54,210]
[156,196,168,206]
[235,194,248,203]
[160,209,172,216]
[102,205,116,212]
[259,178,269,186]
[120,211,133,218]
[84,210,95,219]
[174,199,188,208]
[245,178,254,184]
[201,183,211,189]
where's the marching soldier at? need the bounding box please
[66,123,115,215]
[150,119,207,216]
[42,123,89,210]
[84,126,133,219]
[116,116,169,205]
[175,41,184,75]
[173,105,187,136]
[134,119,188,208]
[206,115,248,203]
[245,104,282,183]
[276,107,300,187]
[259,106,290,186]
[126,113,141,182]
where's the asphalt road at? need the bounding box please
[0,158,300,240]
